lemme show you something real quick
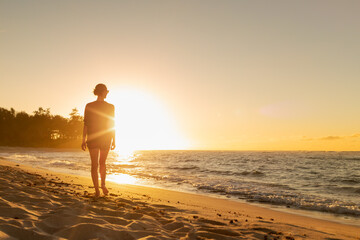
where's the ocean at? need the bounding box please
[1,147,359,224]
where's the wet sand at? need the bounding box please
[0,159,359,240]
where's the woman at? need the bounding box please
[82,83,116,197]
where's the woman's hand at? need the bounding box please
[111,141,116,150]
[81,140,87,151]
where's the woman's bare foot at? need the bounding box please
[101,185,109,195]
[94,189,100,198]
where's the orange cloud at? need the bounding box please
[304,133,360,141]
[319,136,342,140]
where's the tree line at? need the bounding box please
[0,107,83,148]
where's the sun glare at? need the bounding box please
[107,88,189,153]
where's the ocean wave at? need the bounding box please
[330,177,360,184]
[202,169,234,175]
[37,156,52,160]
[331,186,360,194]
[343,157,360,161]
[49,160,78,168]
[110,164,138,169]
[263,182,295,190]
[10,154,38,161]
[192,183,360,216]
[168,166,200,171]
[238,170,265,176]
[199,169,266,177]
[248,194,360,216]
[197,185,228,194]
[341,179,359,184]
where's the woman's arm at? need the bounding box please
[110,105,116,150]
[82,105,88,151]
[81,125,87,151]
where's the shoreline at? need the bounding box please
[0,159,359,239]
[110,174,360,228]
[1,146,359,227]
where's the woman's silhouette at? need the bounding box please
[82,83,116,197]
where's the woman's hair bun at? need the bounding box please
[93,83,108,96]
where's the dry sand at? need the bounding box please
[0,159,359,240]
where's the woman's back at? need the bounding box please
[84,101,114,141]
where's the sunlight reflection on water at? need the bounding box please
[106,150,139,184]
[107,173,137,185]
[112,149,137,162]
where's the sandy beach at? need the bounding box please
[0,159,359,240]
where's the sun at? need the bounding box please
[107,87,189,154]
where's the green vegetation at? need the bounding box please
[0,107,83,148]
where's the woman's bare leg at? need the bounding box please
[99,148,110,195]
[89,148,100,197]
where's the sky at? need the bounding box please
[1,0,360,151]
